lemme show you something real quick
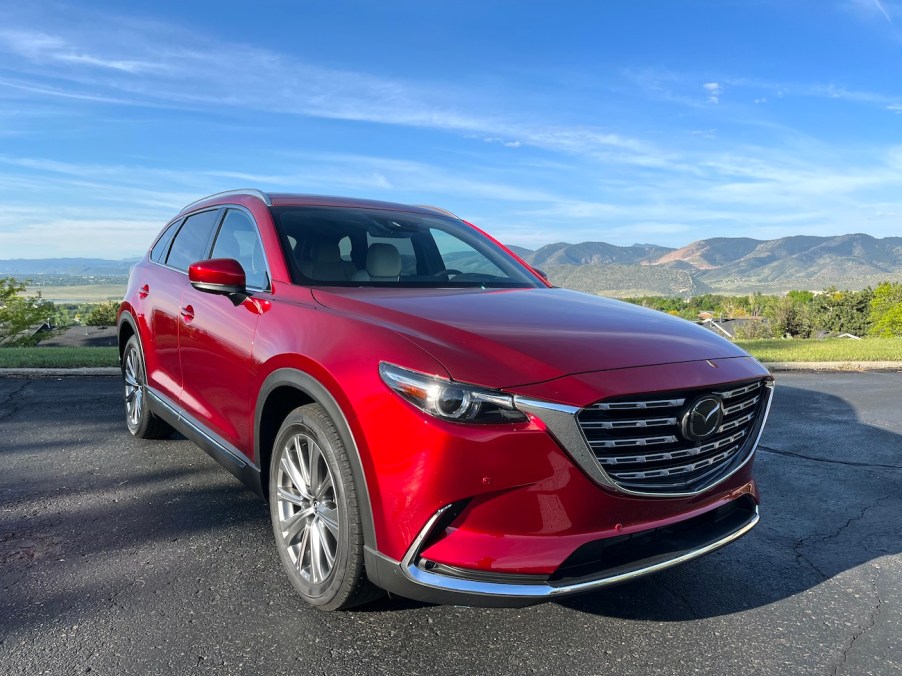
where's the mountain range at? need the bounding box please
[2,233,901,297]
[515,233,902,296]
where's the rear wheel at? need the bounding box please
[121,335,172,439]
[269,404,381,610]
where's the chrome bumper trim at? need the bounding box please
[400,505,759,600]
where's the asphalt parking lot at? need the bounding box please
[0,372,899,675]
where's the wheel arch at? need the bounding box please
[116,309,140,364]
[255,368,377,550]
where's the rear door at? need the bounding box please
[144,208,220,403]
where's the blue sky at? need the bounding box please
[2,0,902,258]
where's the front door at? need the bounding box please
[178,208,271,457]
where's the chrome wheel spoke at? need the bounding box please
[308,442,324,497]
[276,487,306,507]
[318,505,339,538]
[280,455,311,499]
[282,507,314,545]
[316,519,336,568]
[309,524,325,583]
[294,522,310,572]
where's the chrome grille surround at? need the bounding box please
[574,379,773,496]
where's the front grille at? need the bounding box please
[576,380,769,495]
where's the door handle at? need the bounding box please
[179,305,195,323]
[138,284,149,299]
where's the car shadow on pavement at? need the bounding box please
[555,384,902,620]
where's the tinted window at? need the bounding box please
[150,219,181,263]
[271,206,540,288]
[367,233,417,275]
[211,209,269,290]
[166,209,220,271]
[430,229,506,276]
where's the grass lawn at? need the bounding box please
[0,339,900,368]
[735,337,902,362]
[0,346,119,368]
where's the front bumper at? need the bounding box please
[365,495,759,607]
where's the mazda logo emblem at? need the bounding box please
[681,395,724,441]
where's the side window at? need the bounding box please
[366,234,417,275]
[210,209,269,290]
[430,228,505,276]
[166,209,220,272]
[150,219,181,263]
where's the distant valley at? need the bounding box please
[2,233,902,298]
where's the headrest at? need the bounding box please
[366,243,401,278]
[313,241,341,263]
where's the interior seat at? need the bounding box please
[298,241,353,282]
[351,243,402,282]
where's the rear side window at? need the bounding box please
[166,209,220,271]
[150,219,181,263]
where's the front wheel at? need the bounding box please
[269,404,381,610]
[121,335,172,439]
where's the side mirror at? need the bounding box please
[532,267,548,280]
[189,258,247,298]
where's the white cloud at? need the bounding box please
[0,12,666,168]
[703,82,722,104]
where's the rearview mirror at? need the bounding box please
[189,258,247,297]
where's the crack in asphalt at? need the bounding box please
[831,567,883,676]
[758,445,902,470]
[793,503,880,580]
[0,379,33,423]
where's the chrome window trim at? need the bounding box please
[514,380,775,499]
[398,502,759,600]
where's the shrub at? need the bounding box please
[85,301,120,328]
[0,277,55,346]
[869,282,902,337]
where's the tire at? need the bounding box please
[269,404,382,610]
[121,335,172,439]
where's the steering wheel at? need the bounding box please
[434,269,462,278]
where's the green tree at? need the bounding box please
[85,301,120,328]
[0,277,56,346]
[807,287,872,336]
[869,282,902,337]
[768,295,813,338]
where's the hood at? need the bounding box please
[312,287,749,388]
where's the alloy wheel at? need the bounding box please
[123,345,143,428]
[276,433,340,585]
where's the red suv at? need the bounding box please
[118,189,773,610]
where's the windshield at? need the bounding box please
[271,206,543,289]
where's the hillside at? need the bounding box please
[520,233,902,296]
[0,258,138,276]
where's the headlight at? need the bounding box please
[379,363,528,424]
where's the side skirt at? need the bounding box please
[147,388,263,497]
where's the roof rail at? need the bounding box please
[180,189,272,213]
[416,204,460,219]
